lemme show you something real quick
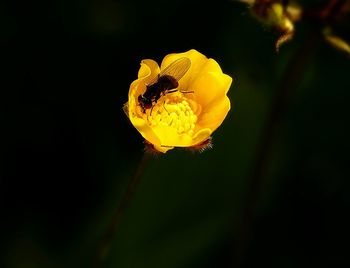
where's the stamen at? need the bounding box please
[144,92,198,136]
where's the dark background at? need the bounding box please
[1,0,350,267]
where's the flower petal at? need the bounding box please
[151,126,212,152]
[189,69,232,110]
[129,112,161,145]
[138,59,160,80]
[152,125,193,147]
[191,128,212,146]
[153,144,174,153]
[130,59,160,99]
[196,95,231,133]
[127,59,165,151]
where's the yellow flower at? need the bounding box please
[124,49,232,153]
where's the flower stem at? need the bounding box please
[234,30,319,267]
[93,152,151,267]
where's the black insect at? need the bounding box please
[138,57,191,113]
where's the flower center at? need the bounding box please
[144,92,198,136]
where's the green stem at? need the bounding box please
[234,30,319,267]
[93,152,151,267]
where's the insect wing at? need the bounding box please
[159,57,191,82]
[145,57,191,86]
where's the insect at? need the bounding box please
[138,57,191,113]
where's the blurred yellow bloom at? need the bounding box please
[124,49,232,153]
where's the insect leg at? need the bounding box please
[150,104,155,117]
[146,105,155,122]
[163,100,170,115]
[167,89,178,93]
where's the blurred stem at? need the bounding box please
[93,152,151,267]
[234,30,319,267]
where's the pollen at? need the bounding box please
[144,92,198,136]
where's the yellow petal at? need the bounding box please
[138,59,160,81]
[196,95,231,133]
[153,144,174,153]
[195,58,225,77]
[191,128,212,146]
[151,126,212,151]
[130,59,160,98]
[129,116,161,146]
[190,68,232,110]
[152,125,193,147]
[127,59,165,150]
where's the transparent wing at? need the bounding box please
[147,57,191,85]
[160,57,191,81]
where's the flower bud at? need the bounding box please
[323,27,350,57]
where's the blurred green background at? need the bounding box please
[1,0,350,267]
